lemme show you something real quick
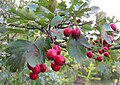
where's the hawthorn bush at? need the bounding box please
[0,0,120,84]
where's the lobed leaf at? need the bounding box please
[67,36,86,63]
[51,29,64,40]
[79,36,92,48]
[51,16,63,27]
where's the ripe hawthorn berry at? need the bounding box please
[94,40,98,43]
[100,37,107,46]
[52,45,61,54]
[108,35,114,43]
[72,28,81,38]
[27,63,33,70]
[97,56,103,62]
[103,46,108,52]
[99,49,103,54]
[46,49,58,60]
[104,52,109,57]
[91,42,95,45]
[40,64,46,72]
[54,55,65,66]
[29,72,38,80]
[105,35,113,47]
[32,64,41,74]
[63,27,72,37]
[76,19,81,23]
[110,23,117,31]
[39,64,46,72]
[51,61,61,71]
[100,35,113,47]
[86,51,93,58]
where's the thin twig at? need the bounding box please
[110,45,120,50]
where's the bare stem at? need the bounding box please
[110,45,120,50]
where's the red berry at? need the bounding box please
[63,27,72,37]
[100,37,102,44]
[97,56,103,62]
[76,19,81,23]
[27,63,33,70]
[29,72,38,80]
[46,49,58,60]
[52,45,61,54]
[100,37,107,46]
[108,35,113,43]
[86,51,93,58]
[39,64,46,72]
[72,28,81,38]
[103,46,108,52]
[32,64,41,74]
[110,23,117,31]
[99,49,103,54]
[104,52,109,57]
[54,55,65,66]
[94,40,98,43]
[51,61,61,71]
[91,42,95,45]
[100,35,113,47]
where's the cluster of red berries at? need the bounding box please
[86,22,117,62]
[99,23,116,47]
[100,35,113,47]
[86,46,110,62]
[27,63,46,80]
[63,27,81,38]
[90,23,116,46]
[46,45,65,72]
[86,51,103,62]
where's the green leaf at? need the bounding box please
[7,55,26,72]
[100,27,111,45]
[81,8,91,13]
[51,16,63,27]
[99,62,105,75]
[35,37,51,52]
[7,18,27,23]
[39,6,54,19]
[79,36,92,48]
[35,79,42,85]
[0,72,8,81]
[34,37,51,64]
[103,23,113,31]
[6,28,28,34]
[8,8,17,14]
[10,8,36,21]
[21,7,36,20]
[5,40,32,55]
[115,62,120,74]
[82,24,96,31]
[5,40,32,71]
[67,36,86,63]
[0,24,7,34]
[24,44,42,67]
[51,29,64,40]
[109,50,120,61]
[104,33,111,45]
